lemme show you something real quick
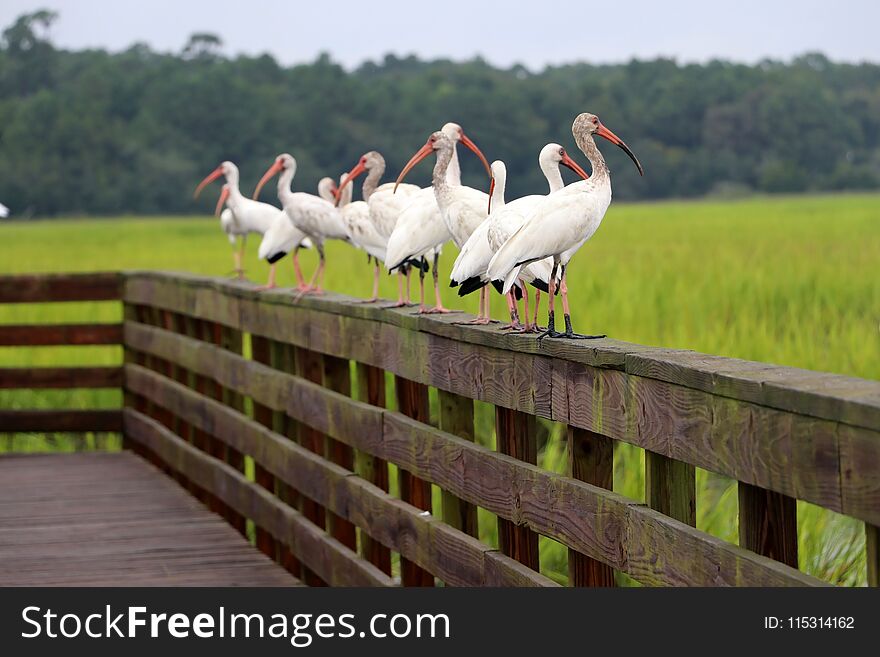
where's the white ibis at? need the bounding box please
[195,161,280,279]
[487,113,643,339]
[0,202,9,218]
[450,143,590,331]
[384,122,482,314]
[335,150,422,306]
[253,153,349,296]
[394,130,493,323]
[336,172,391,303]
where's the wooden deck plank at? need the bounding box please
[0,452,302,587]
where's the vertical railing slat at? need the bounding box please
[355,362,392,576]
[738,482,798,568]
[438,389,478,538]
[567,426,615,586]
[250,334,279,561]
[495,406,540,570]
[395,375,435,586]
[646,452,697,526]
[323,354,358,552]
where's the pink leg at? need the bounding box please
[254,263,277,291]
[405,268,414,305]
[384,272,408,308]
[293,249,309,292]
[294,257,324,301]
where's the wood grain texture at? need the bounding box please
[438,389,478,538]
[0,272,121,303]
[0,366,121,389]
[323,354,358,552]
[250,334,280,562]
[0,452,300,586]
[495,406,540,570]
[738,483,798,568]
[0,409,121,433]
[120,274,880,525]
[122,271,880,432]
[123,410,393,587]
[354,362,392,575]
[646,452,697,527]
[568,427,615,586]
[125,360,825,587]
[123,381,550,587]
[0,323,122,346]
[395,375,435,586]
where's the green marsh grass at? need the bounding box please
[1,192,878,585]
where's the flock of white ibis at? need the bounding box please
[194,112,643,339]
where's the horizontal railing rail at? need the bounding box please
[1,270,877,587]
[0,272,123,437]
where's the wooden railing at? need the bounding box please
[0,272,123,436]
[2,270,879,587]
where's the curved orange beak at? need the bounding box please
[335,160,367,206]
[596,123,644,176]
[194,166,224,199]
[487,177,496,214]
[560,153,590,180]
[214,185,230,217]
[459,131,492,178]
[394,139,435,194]
[253,159,284,200]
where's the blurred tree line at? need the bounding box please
[1,10,879,216]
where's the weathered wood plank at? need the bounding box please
[568,427,615,586]
[120,277,880,525]
[438,389,478,538]
[0,409,121,433]
[354,362,392,575]
[123,378,550,587]
[495,406,540,570]
[323,354,358,552]
[0,452,300,587]
[250,334,280,562]
[123,410,394,587]
[0,272,121,303]
[646,452,697,527]
[0,366,121,389]
[867,523,879,587]
[395,375,435,586]
[122,271,880,433]
[0,323,122,346]
[123,330,829,586]
[738,483,798,568]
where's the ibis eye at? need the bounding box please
[559,148,565,156]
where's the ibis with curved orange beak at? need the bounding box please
[252,153,349,298]
[487,112,644,339]
[394,129,496,323]
[194,161,281,280]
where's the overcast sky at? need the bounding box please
[2,0,879,70]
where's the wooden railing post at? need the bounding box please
[738,482,798,568]
[323,355,358,551]
[250,334,280,561]
[867,523,879,587]
[567,427,614,586]
[438,389,478,538]
[646,452,696,527]
[395,375,435,586]
[295,345,330,587]
[354,363,392,576]
[495,406,539,570]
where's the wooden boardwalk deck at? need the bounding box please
[0,452,302,586]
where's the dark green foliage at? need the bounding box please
[0,12,879,216]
